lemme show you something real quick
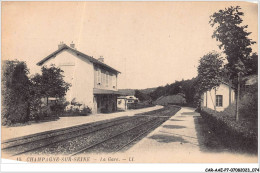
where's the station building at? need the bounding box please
[37,42,121,114]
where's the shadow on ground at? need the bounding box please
[169,119,184,122]
[148,134,188,143]
[181,112,195,115]
[194,116,258,155]
[162,125,186,129]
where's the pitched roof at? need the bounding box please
[36,44,120,73]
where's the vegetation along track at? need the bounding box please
[3,105,181,156]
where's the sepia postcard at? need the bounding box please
[1,1,259,170]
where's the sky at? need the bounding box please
[2,1,258,89]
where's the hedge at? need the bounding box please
[127,102,154,110]
[200,108,257,153]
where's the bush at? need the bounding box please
[240,83,258,119]
[62,105,92,116]
[49,99,69,116]
[33,106,52,121]
[199,83,258,154]
[29,97,44,121]
[224,83,257,120]
[81,106,92,115]
[2,100,29,125]
[200,107,257,153]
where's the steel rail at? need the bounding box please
[113,107,179,152]
[70,106,178,155]
[2,116,132,144]
[69,117,159,156]
[3,116,137,150]
[9,106,180,156]
[113,118,167,153]
[9,116,146,156]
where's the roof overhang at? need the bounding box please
[93,88,121,95]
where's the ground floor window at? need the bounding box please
[216,95,223,107]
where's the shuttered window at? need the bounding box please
[112,74,116,89]
[106,72,108,87]
[101,70,105,85]
[109,73,112,87]
[97,69,101,84]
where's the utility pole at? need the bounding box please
[235,72,241,121]
[214,88,216,112]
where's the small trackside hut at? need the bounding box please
[200,82,236,111]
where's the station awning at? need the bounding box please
[93,88,121,95]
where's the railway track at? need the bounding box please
[2,116,133,145]
[71,117,168,155]
[70,106,180,155]
[2,106,181,156]
[2,116,143,156]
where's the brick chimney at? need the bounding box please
[98,56,104,63]
[70,41,75,49]
[58,41,65,49]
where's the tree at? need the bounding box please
[134,90,145,101]
[210,6,256,120]
[243,52,258,75]
[2,60,31,124]
[149,86,165,101]
[2,62,71,125]
[30,65,71,119]
[148,78,198,106]
[181,78,198,105]
[134,90,150,102]
[209,6,256,78]
[197,52,224,111]
[31,65,71,104]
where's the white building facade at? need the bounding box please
[201,83,236,111]
[37,43,120,114]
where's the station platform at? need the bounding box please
[125,107,258,163]
[1,105,163,142]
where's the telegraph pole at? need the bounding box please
[235,72,241,121]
